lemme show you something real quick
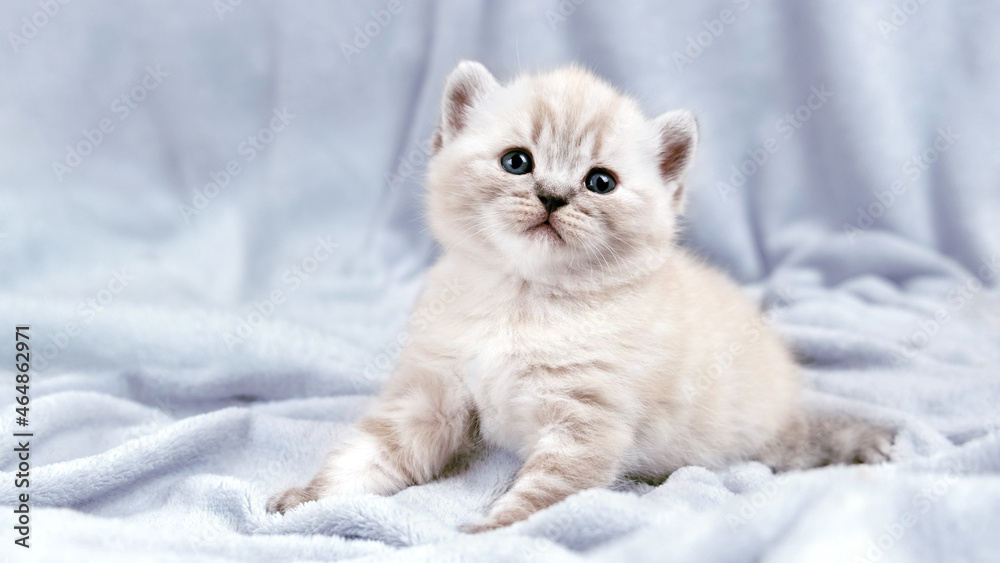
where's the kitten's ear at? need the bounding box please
[652,110,699,209]
[432,61,499,153]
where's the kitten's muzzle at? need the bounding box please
[537,192,568,214]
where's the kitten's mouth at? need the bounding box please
[526,218,564,243]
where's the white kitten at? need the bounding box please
[268,61,893,532]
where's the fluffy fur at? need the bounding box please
[268,61,893,532]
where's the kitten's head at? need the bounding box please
[426,61,698,287]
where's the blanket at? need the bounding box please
[1,0,999,561]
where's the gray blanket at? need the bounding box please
[1,0,999,561]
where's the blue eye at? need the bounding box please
[585,168,616,194]
[501,149,533,175]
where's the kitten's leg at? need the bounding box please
[757,410,895,471]
[461,399,631,533]
[268,363,472,514]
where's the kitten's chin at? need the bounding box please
[485,225,571,281]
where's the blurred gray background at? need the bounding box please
[3,1,998,308]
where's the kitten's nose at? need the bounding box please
[537,192,568,214]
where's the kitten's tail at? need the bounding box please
[757,410,895,471]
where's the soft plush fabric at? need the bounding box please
[1,1,999,561]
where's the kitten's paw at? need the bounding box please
[458,519,501,534]
[855,427,895,464]
[458,507,528,533]
[267,486,316,515]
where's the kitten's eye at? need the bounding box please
[585,168,616,194]
[501,149,533,175]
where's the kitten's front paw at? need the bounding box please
[458,508,526,533]
[267,486,316,515]
[457,519,501,534]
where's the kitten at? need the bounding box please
[268,61,893,532]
